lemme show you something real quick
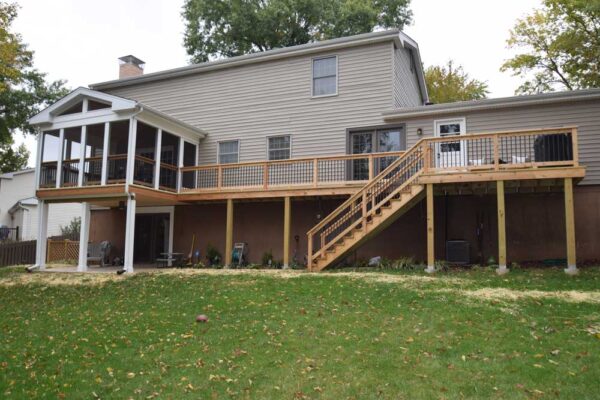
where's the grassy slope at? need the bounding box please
[0,267,599,399]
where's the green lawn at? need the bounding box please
[0,267,599,399]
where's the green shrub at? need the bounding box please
[261,250,274,266]
[206,244,222,266]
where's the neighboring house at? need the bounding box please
[27,29,600,274]
[0,169,81,240]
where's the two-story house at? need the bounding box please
[28,30,600,274]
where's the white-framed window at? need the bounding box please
[267,135,291,160]
[312,56,338,97]
[218,140,239,164]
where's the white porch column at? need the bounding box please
[77,125,87,187]
[34,199,49,269]
[55,128,65,188]
[154,129,162,190]
[35,132,43,190]
[125,117,137,190]
[123,195,137,273]
[77,202,91,272]
[101,122,110,185]
[177,137,184,193]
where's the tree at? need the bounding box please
[424,61,488,104]
[0,2,67,150]
[182,0,412,63]
[60,217,81,237]
[0,141,29,173]
[501,0,600,94]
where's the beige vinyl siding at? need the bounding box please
[107,42,398,164]
[402,99,600,184]
[393,46,422,108]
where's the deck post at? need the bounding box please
[564,178,578,275]
[282,196,291,269]
[496,180,508,275]
[425,183,435,273]
[77,202,91,272]
[34,199,49,270]
[224,198,234,267]
[123,195,136,273]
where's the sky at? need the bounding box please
[12,0,542,165]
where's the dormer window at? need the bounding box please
[312,56,338,97]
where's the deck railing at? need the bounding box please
[61,159,80,187]
[307,126,579,269]
[179,151,405,192]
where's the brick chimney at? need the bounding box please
[118,55,145,79]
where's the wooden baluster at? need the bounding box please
[362,192,368,233]
[313,158,318,187]
[263,163,269,189]
[307,233,313,271]
[217,165,223,189]
[493,134,499,170]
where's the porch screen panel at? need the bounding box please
[182,141,197,190]
[83,124,104,186]
[134,122,157,187]
[107,120,129,184]
[159,131,179,191]
[61,127,82,187]
[40,130,60,187]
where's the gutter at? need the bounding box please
[382,89,600,120]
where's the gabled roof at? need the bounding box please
[29,87,137,125]
[383,88,600,120]
[28,87,207,138]
[90,30,428,102]
[8,197,38,215]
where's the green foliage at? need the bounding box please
[425,61,488,103]
[0,2,68,146]
[205,244,222,266]
[0,141,28,173]
[59,217,81,237]
[260,250,274,266]
[378,256,424,271]
[182,0,412,63]
[501,0,600,94]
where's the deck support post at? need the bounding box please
[425,183,435,273]
[77,202,91,272]
[564,178,578,275]
[34,199,49,270]
[496,180,508,275]
[123,195,136,273]
[224,199,234,268]
[282,197,291,269]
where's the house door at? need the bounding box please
[134,213,169,263]
[434,118,466,168]
[349,127,404,180]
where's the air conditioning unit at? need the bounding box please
[446,240,470,265]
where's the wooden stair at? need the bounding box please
[307,144,427,271]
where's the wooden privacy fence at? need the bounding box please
[47,239,79,263]
[0,240,36,267]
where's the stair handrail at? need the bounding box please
[307,138,429,236]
